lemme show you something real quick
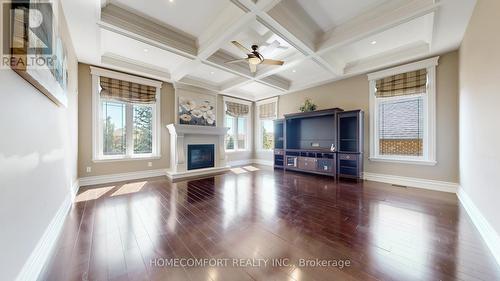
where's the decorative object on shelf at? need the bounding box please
[330,144,336,152]
[176,87,217,126]
[7,0,70,106]
[299,98,317,112]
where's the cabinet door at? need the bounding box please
[317,159,334,173]
[337,153,360,178]
[298,157,317,171]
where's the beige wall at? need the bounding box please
[0,1,78,279]
[78,69,254,177]
[78,63,174,177]
[459,0,500,234]
[276,51,460,183]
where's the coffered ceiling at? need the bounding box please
[61,0,476,101]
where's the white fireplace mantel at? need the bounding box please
[166,124,230,180]
[166,124,229,136]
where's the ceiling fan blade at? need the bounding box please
[249,63,257,73]
[261,59,284,66]
[225,58,247,64]
[231,41,251,54]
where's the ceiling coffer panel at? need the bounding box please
[101,4,198,57]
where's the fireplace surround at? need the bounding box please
[166,124,230,180]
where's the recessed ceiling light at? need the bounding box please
[292,69,296,73]
[169,0,174,2]
[143,48,149,52]
[210,71,215,75]
[371,41,377,45]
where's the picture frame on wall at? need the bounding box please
[4,0,69,107]
[175,84,217,127]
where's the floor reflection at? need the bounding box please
[187,177,215,203]
[369,202,432,280]
[41,166,500,281]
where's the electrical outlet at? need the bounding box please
[86,166,92,173]
[148,162,152,167]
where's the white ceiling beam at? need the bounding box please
[255,52,306,78]
[220,77,252,92]
[286,41,431,94]
[100,53,172,82]
[236,2,344,77]
[98,0,294,96]
[197,6,255,59]
[171,60,202,81]
[343,42,430,75]
[100,4,197,58]
[178,77,221,93]
[317,0,439,54]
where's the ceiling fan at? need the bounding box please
[226,41,285,73]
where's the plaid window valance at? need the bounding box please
[259,101,277,119]
[375,69,427,98]
[225,101,249,117]
[100,76,157,103]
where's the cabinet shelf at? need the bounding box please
[273,109,363,179]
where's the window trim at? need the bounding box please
[223,96,252,153]
[367,56,438,165]
[255,97,278,152]
[90,66,162,162]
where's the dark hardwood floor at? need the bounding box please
[39,165,500,281]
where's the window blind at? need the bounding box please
[258,101,277,119]
[375,69,427,97]
[100,76,157,104]
[225,101,249,117]
[378,97,424,156]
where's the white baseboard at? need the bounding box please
[457,187,500,267]
[252,158,273,166]
[79,159,274,187]
[228,159,254,167]
[71,179,80,199]
[228,159,273,167]
[363,172,458,193]
[16,190,74,281]
[79,169,167,187]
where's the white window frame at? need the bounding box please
[367,56,438,166]
[90,66,162,162]
[223,96,252,153]
[255,97,278,151]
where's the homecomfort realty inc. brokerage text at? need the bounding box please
[150,257,351,269]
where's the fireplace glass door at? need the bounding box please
[187,144,215,170]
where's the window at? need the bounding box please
[368,57,438,165]
[224,97,251,151]
[91,67,162,161]
[256,97,278,150]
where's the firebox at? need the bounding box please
[187,144,215,170]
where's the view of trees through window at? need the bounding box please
[225,116,235,150]
[133,105,153,154]
[103,101,126,155]
[261,119,274,150]
[102,101,154,156]
[225,115,247,150]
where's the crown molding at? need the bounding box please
[100,4,197,57]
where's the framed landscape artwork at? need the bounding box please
[177,92,217,127]
[6,0,69,107]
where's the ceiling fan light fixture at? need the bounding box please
[248,57,261,65]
